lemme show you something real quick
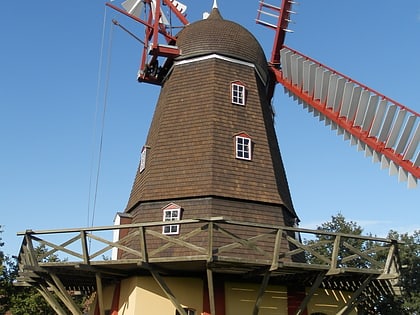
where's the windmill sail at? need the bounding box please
[274,46,420,188]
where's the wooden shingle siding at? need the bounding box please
[126,58,295,216]
[121,8,299,260]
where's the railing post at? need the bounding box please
[329,235,341,274]
[80,230,90,265]
[139,225,148,263]
[207,222,214,262]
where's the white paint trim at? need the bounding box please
[173,54,268,85]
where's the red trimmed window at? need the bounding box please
[235,133,252,160]
[162,204,182,235]
[231,82,246,105]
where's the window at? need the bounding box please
[162,204,182,235]
[231,82,245,105]
[176,309,196,315]
[235,134,251,160]
[139,146,148,173]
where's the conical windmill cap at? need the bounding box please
[176,7,269,83]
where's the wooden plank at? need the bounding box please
[150,269,187,315]
[270,229,283,271]
[296,272,325,315]
[147,229,207,256]
[253,270,272,315]
[336,275,373,315]
[96,273,105,315]
[49,274,83,315]
[206,268,216,315]
[37,284,68,315]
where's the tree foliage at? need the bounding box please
[0,228,93,314]
[304,214,420,315]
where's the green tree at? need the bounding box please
[0,228,54,314]
[375,230,420,315]
[1,230,93,314]
[305,214,420,315]
[304,213,373,268]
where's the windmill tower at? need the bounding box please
[15,1,409,315]
[118,4,297,254]
[110,4,304,313]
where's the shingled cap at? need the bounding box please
[176,8,269,83]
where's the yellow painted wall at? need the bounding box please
[307,288,357,315]
[225,282,288,315]
[91,277,359,315]
[117,276,203,315]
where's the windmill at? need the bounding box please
[15,1,415,315]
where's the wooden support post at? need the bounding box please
[50,273,83,315]
[80,230,90,265]
[24,234,39,268]
[295,272,325,315]
[95,273,106,315]
[150,269,188,315]
[336,275,373,315]
[206,268,216,315]
[37,283,68,315]
[270,228,283,271]
[208,222,214,262]
[139,226,148,263]
[327,235,341,275]
[253,270,272,315]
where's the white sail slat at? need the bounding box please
[386,109,407,149]
[362,94,379,132]
[305,63,316,98]
[364,144,373,157]
[389,161,399,176]
[333,77,346,113]
[369,99,388,137]
[381,155,391,170]
[320,70,331,104]
[373,151,381,164]
[302,60,311,93]
[395,116,417,154]
[398,168,408,183]
[291,53,299,85]
[339,82,354,118]
[326,74,339,109]
[408,174,417,189]
[347,86,362,122]
[314,66,324,101]
[357,139,365,152]
[281,49,293,82]
[378,105,397,142]
[297,55,304,88]
[354,90,371,127]
[403,123,420,160]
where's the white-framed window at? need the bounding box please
[162,206,181,235]
[139,146,148,173]
[231,82,246,105]
[176,308,196,315]
[235,134,252,160]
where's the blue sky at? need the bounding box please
[1,0,419,257]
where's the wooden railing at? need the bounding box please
[17,217,401,280]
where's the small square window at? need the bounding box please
[162,208,181,235]
[236,135,251,160]
[232,83,245,105]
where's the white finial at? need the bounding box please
[212,0,218,9]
